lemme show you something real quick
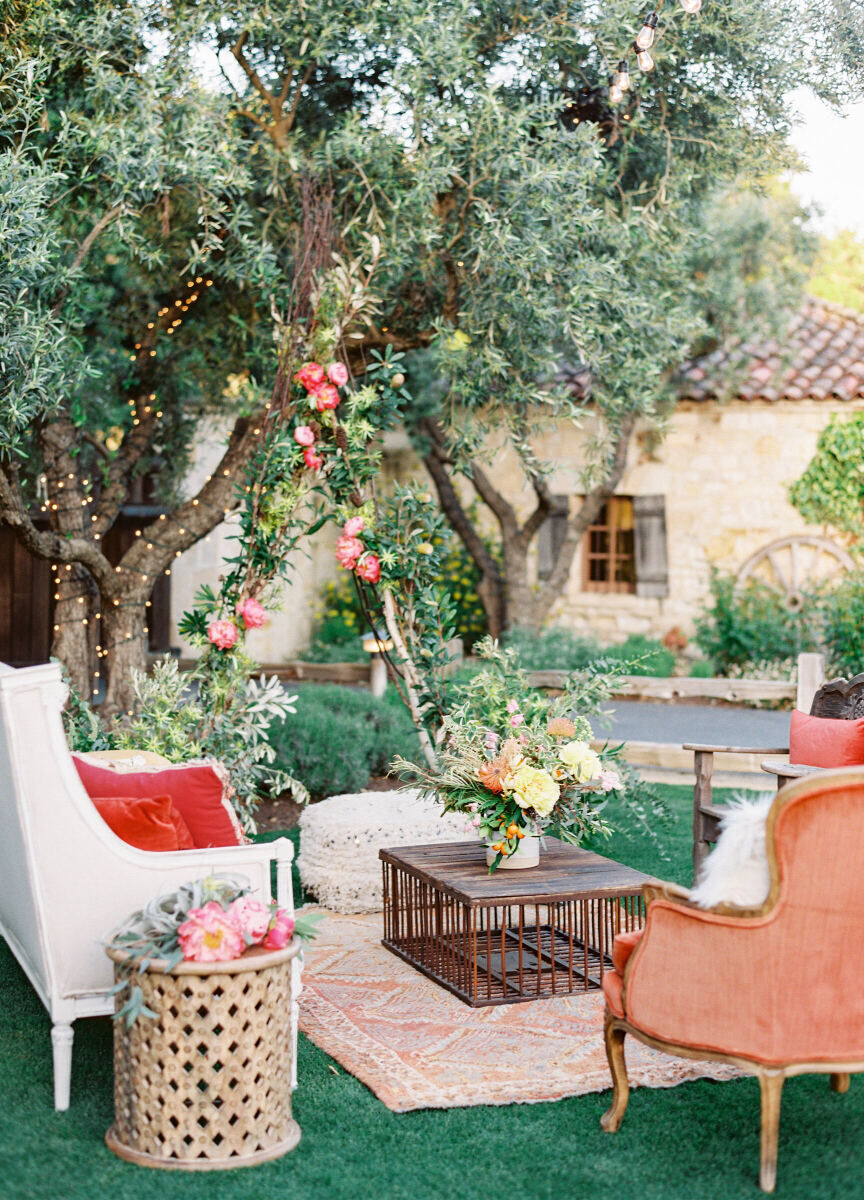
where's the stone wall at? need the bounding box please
[169,399,861,658]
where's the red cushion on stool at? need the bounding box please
[612,929,643,974]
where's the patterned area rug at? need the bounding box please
[297,908,741,1112]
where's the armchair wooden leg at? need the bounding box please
[830,1072,851,1093]
[758,1070,785,1193]
[600,1012,630,1133]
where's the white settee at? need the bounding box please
[0,661,298,1110]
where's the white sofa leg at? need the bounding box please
[51,1022,74,1111]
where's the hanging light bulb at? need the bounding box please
[609,79,623,104]
[635,12,658,49]
[635,45,655,72]
[616,60,632,92]
[679,0,702,10]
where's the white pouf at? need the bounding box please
[297,790,475,913]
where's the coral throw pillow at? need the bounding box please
[789,709,864,768]
[92,794,195,852]
[73,756,245,848]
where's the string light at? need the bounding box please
[635,46,655,72]
[635,12,658,49]
[679,0,701,9]
[616,60,631,92]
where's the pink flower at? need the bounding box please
[344,516,365,537]
[294,425,315,446]
[336,535,364,569]
[472,815,482,827]
[356,553,381,584]
[178,902,246,963]
[509,713,524,727]
[303,446,324,471]
[237,597,267,630]
[264,908,295,950]
[506,700,520,714]
[313,383,341,411]
[327,362,348,387]
[227,895,271,943]
[207,619,238,651]
[598,769,622,793]
[294,362,325,390]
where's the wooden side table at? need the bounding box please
[761,758,824,791]
[380,839,654,1007]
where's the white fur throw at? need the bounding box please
[297,790,475,914]
[690,792,773,909]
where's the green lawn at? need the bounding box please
[2,785,862,1200]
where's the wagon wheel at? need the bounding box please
[736,536,855,611]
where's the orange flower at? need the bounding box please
[477,738,523,794]
[548,717,576,739]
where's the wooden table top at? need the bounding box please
[379,838,656,907]
[760,759,823,780]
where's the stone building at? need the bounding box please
[170,298,864,659]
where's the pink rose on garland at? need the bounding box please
[293,425,315,446]
[207,618,238,650]
[312,383,341,411]
[227,895,271,943]
[343,516,365,537]
[356,553,381,584]
[336,535,364,569]
[327,362,348,387]
[178,901,245,963]
[263,908,295,950]
[294,361,325,390]
[303,446,323,471]
[237,597,267,630]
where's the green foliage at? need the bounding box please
[688,659,716,678]
[694,570,819,675]
[267,684,421,799]
[59,665,117,753]
[809,229,864,312]
[502,627,675,677]
[789,414,864,539]
[820,572,864,678]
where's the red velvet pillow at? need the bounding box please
[92,794,195,852]
[789,708,864,768]
[73,757,244,848]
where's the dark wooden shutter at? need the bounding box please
[633,494,669,598]
[537,495,569,581]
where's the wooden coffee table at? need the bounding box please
[380,839,655,1007]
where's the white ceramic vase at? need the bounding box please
[485,833,540,870]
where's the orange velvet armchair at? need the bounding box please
[601,767,864,1193]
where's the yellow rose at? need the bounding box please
[507,765,559,817]
[559,740,602,783]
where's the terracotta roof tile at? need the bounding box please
[678,299,864,403]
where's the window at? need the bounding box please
[582,497,636,593]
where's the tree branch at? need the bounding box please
[51,204,123,316]
[470,459,519,537]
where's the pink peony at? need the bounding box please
[598,769,622,793]
[294,361,325,390]
[313,383,341,411]
[303,446,324,471]
[356,553,381,584]
[336,535,364,569]
[263,908,295,950]
[178,902,246,963]
[327,362,349,387]
[207,618,238,651]
[293,425,316,446]
[343,516,365,537]
[227,895,271,943]
[237,597,267,630]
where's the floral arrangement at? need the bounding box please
[107,874,319,1024]
[393,638,624,870]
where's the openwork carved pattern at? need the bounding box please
[110,955,295,1165]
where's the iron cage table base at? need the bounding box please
[381,856,646,1007]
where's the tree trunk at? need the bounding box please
[51,565,98,698]
[100,580,150,717]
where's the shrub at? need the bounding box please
[267,683,421,799]
[821,572,864,677]
[502,626,674,676]
[694,570,819,675]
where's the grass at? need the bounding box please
[2,785,863,1199]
